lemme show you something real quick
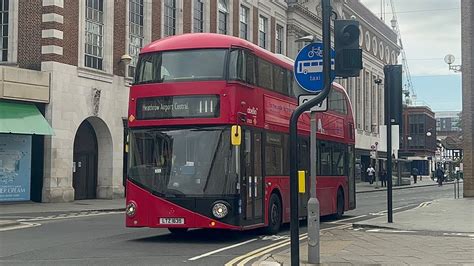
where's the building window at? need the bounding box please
[0,0,8,62]
[239,5,249,40]
[276,24,284,54]
[164,0,176,37]
[378,76,383,128]
[85,0,104,70]
[218,0,228,35]
[356,76,362,129]
[258,16,267,49]
[193,0,204,33]
[372,74,378,133]
[364,71,371,131]
[129,0,144,77]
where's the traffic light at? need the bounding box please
[384,65,403,125]
[334,20,363,78]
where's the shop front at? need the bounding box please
[0,101,53,202]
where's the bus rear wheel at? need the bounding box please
[334,189,345,219]
[168,228,188,235]
[264,194,282,235]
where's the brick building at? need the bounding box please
[1,0,399,202]
[399,106,437,176]
[461,0,473,197]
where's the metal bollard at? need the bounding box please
[454,180,456,198]
[457,178,460,198]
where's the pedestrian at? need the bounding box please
[435,166,445,186]
[412,167,419,184]
[367,164,375,184]
[380,169,387,187]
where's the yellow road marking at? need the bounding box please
[225,224,350,266]
[236,235,308,266]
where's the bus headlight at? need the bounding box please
[212,202,229,219]
[126,202,137,217]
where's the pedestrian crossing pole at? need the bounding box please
[384,64,403,224]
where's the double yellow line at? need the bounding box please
[225,233,308,266]
[225,224,350,266]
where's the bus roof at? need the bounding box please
[141,33,292,69]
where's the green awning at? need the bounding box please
[0,101,54,135]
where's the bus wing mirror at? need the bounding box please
[231,125,241,146]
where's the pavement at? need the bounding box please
[0,198,125,228]
[255,197,474,265]
[356,175,461,193]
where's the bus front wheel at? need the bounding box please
[264,193,282,235]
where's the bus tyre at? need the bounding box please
[334,189,344,219]
[168,228,188,235]
[265,194,282,235]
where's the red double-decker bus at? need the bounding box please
[125,33,355,234]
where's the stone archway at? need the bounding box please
[72,117,113,200]
[73,120,98,200]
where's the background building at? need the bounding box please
[286,0,400,182]
[1,0,291,202]
[1,0,400,202]
[461,0,473,197]
[435,111,461,139]
[399,106,437,176]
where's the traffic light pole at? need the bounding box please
[289,0,332,264]
[384,66,393,223]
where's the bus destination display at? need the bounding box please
[136,95,220,119]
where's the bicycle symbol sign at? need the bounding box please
[294,42,335,93]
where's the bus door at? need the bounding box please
[241,130,264,226]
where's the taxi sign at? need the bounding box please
[294,42,335,93]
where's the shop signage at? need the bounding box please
[0,134,32,202]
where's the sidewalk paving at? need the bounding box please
[356,175,461,193]
[256,197,474,265]
[0,198,125,228]
[0,198,125,215]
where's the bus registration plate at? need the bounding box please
[159,218,185,224]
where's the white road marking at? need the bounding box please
[17,211,123,222]
[367,229,416,233]
[261,235,290,241]
[0,222,41,232]
[329,214,367,224]
[415,201,432,208]
[370,204,418,216]
[188,238,258,261]
[443,232,474,238]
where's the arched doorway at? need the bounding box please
[73,120,98,200]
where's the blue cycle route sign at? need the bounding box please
[294,42,336,93]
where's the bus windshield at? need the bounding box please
[128,127,237,196]
[135,49,227,84]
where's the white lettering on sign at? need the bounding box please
[247,107,258,115]
[142,103,190,112]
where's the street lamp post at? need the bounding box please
[444,54,462,73]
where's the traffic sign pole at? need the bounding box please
[289,0,333,265]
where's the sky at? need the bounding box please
[359,0,462,112]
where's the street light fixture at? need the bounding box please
[444,54,462,73]
[295,35,317,43]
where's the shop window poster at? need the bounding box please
[0,134,32,202]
